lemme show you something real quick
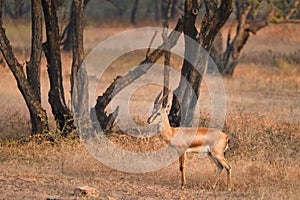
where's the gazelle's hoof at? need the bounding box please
[212,185,217,191]
[181,185,185,190]
[227,183,233,192]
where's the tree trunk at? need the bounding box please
[162,0,173,107]
[42,0,74,135]
[2,0,28,19]
[3,0,14,18]
[169,0,201,127]
[14,0,25,18]
[26,0,44,134]
[219,2,271,76]
[169,0,233,127]
[131,0,139,25]
[61,0,90,51]
[0,0,48,134]
[161,0,178,20]
[208,32,223,74]
[154,0,162,22]
[70,0,88,120]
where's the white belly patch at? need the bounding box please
[186,145,210,153]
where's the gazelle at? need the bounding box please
[147,92,232,191]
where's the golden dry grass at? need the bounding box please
[0,23,300,199]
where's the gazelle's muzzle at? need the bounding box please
[147,115,153,124]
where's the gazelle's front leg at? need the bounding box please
[179,152,186,189]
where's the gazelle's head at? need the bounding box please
[147,91,169,125]
[147,105,164,124]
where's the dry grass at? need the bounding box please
[1,117,299,199]
[0,23,300,199]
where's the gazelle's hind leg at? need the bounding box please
[211,152,232,192]
[208,153,224,190]
[179,152,186,189]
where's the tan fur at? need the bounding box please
[148,108,232,191]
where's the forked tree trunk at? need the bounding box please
[61,0,90,51]
[14,0,26,18]
[215,1,271,76]
[169,0,233,127]
[0,0,48,134]
[26,0,44,134]
[220,3,253,76]
[70,0,89,120]
[95,19,184,133]
[42,0,74,135]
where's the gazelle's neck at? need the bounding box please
[160,110,175,143]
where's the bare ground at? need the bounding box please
[1,138,299,200]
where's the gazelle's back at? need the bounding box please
[168,127,227,153]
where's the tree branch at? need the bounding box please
[0,8,48,134]
[162,0,173,107]
[199,0,233,50]
[95,18,184,132]
[271,18,300,24]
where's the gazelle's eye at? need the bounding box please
[157,113,161,116]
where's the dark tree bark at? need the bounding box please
[42,0,74,135]
[0,0,48,134]
[95,19,184,133]
[169,0,233,127]
[3,0,15,18]
[70,0,88,120]
[215,1,271,76]
[272,0,300,22]
[208,32,223,73]
[213,0,300,76]
[3,0,28,19]
[131,0,139,25]
[169,0,201,127]
[162,0,173,108]
[161,0,178,20]
[61,0,90,51]
[14,0,25,18]
[71,0,84,98]
[25,0,44,134]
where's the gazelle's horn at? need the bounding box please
[157,90,169,106]
[154,91,162,106]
